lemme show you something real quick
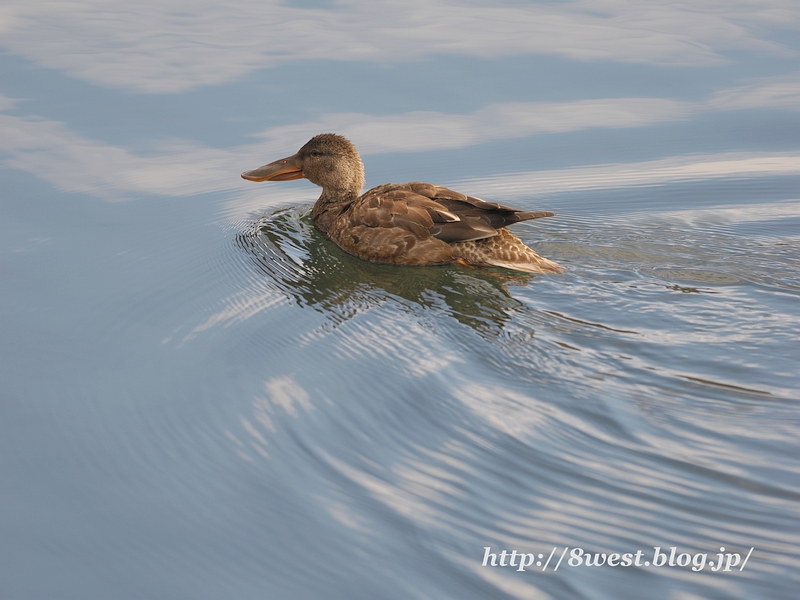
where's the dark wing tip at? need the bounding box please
[515,211,556,221]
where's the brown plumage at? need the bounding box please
[241,133,564,274]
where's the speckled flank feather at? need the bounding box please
[451,228,564,274]
[242,134,564,274]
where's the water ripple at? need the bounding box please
[214,194,800,598]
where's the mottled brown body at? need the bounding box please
[242,134,564,274]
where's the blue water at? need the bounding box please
[1,2,799,599]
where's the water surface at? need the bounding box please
[1,2,799,599]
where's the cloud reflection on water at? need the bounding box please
[455,153,800,200]
[3,2,799,598]
[1,1,797,92]
[2,75,800,201]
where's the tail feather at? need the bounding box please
[513,210,555,223]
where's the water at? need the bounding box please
[1,2,799,599]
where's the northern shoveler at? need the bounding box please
[242,133,563,274]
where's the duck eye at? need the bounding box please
[309,150,322,157]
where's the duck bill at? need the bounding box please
[241,154,303,182]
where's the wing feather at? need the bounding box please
[353,182,554,244]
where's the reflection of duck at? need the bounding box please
[237,207,531,332]
[242,134,564,274]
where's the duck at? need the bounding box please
[241,133,563,274]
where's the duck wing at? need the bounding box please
[356,182,553,243]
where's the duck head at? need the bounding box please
[241,133,365,196]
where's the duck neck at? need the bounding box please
[312,188,359,234]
